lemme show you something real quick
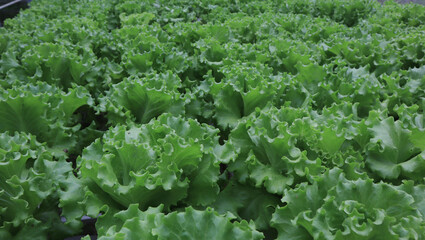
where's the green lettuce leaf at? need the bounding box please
[227,104,367,194]
[271,168,425,239]
[0,132,83,239]
[212,181,280,232]
[0,82,93,158]
[98,71,185,125]
[78,114,221,214]
[96,204,264,240]
[366,117,425,181]
[208,63,281,129]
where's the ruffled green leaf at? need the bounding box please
[0,83,93,157]
[366,117,425,180]
[96,204,263,240]
[212,181,280,231]
[271,169,425,240]
[227,104,366,194]
[208,63,281,129]
[0,132,83,239]
[98,71,185,125]
[78,114,221,213]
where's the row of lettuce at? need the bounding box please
[1,0,425,239]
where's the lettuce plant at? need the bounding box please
[78,114,223,215]
[87,204,263,240]
[1,0,425,238]
[0,132,83,239]
[0,82,93,157]
[271,169,425,239]
[98,72,185,125]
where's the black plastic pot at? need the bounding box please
[0,0,30,26]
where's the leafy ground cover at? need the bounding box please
[1,0,425,239]
[379,0,425,4]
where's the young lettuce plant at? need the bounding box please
[0,132,84,240]
[82,204,263,240]
[208,63,282,129]
[97,71,186,125]
[366,117,425,181]
[78,113,223,216]
[0,82,93,158]
[271,168,425,239]
[226,103,367,195]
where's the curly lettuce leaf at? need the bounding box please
[96,204,263,240]
[208,63,281,129]
[98,71,185,125]
[271,168,425,239]
[227,104,367,194]
[78,114,221,214]
[0,132,83,239]
[0,82,93,157]
[212,181,280,232]
[2,42,103,92]
[366,117,425,181]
